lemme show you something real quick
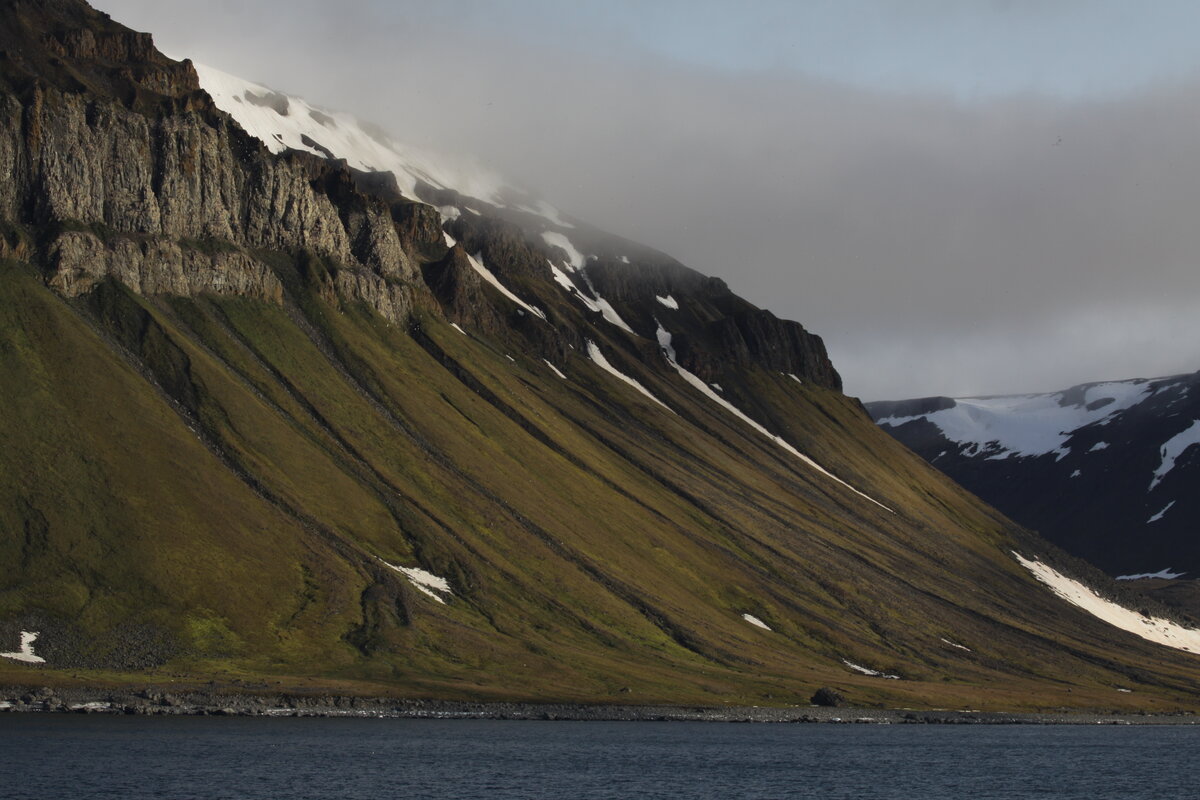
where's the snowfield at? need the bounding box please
[876,380,1155,461]
[193,62,572,228]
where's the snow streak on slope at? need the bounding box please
[541,231,585,270]
[466,253,546,320]
[843,659,900,679]
[586,341,672,411]
[1116,567,1186,581]
[877,381,1154,461]
[655,324,892,512]
[380,560,454,604]
[1149,420,1200,490]
[1014,553,1200,652]
[742,614,772,631]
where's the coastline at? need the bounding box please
[2,687,1197,725]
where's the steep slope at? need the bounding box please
[869,374,1200,580]
[4,0,1200,711]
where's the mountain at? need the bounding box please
[868,373,1200,582]
[3,0,1200,711]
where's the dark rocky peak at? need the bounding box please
[0,0,200,107]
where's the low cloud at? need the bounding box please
[97,1,1200,399]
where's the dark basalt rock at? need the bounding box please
[811,687,847,707]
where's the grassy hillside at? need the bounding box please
[4,254,1200,712]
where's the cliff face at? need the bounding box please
[0,0,442,322]
[0,0,841,394]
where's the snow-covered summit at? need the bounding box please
[192,62,571,227]
[868,372,1200,580]
[872,379,1156,462]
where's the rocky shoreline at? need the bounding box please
[2,686,1197,725]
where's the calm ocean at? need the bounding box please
[0,715,1193,799]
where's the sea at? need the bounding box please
[0,715,1194,799]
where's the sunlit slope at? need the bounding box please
[5,256,1200,710]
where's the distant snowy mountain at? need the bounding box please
[869,373,1200,579]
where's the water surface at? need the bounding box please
[1,715,1193,799]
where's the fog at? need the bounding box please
[93,0,1200,399]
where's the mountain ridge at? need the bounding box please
[3,0,1200,712]
[869,371,1200,581]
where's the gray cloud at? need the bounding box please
[95,1,1200,399]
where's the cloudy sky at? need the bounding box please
[96,0,1200,400]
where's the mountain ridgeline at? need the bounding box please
[869,374,1200,584]
[3,0,1200,710]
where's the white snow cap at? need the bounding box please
[877,380,1155,462]
[193,62,572,228]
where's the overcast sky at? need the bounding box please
[95,0,1200,400]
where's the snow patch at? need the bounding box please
[449,323,467,335]
[655,294,679,310]
[591,295,636,334]
[516,200,574,229]
[787,374,804,386]
[541,231,585,271]
[547,259,580,294]
[1070,469,1082,478]
[467,253,546,320]
[742,614,772,631]
[940,638,972,652]
[1,631,46,664]
[1149,420,1200,490]
[437,206,462,222]
[1116,567,1186,581]
[543,359,567,380]
[842,660,900,679]
[381,560,453,604]
[443,231,457,248]
[1014,553,1200,652]
[1147,501,1176,523]
[586,340,672,412]
[654,321,676,362]
[1088,441,1109,452]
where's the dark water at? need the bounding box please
[0,716,1194,799]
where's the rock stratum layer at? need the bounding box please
[3,0,1200,712]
